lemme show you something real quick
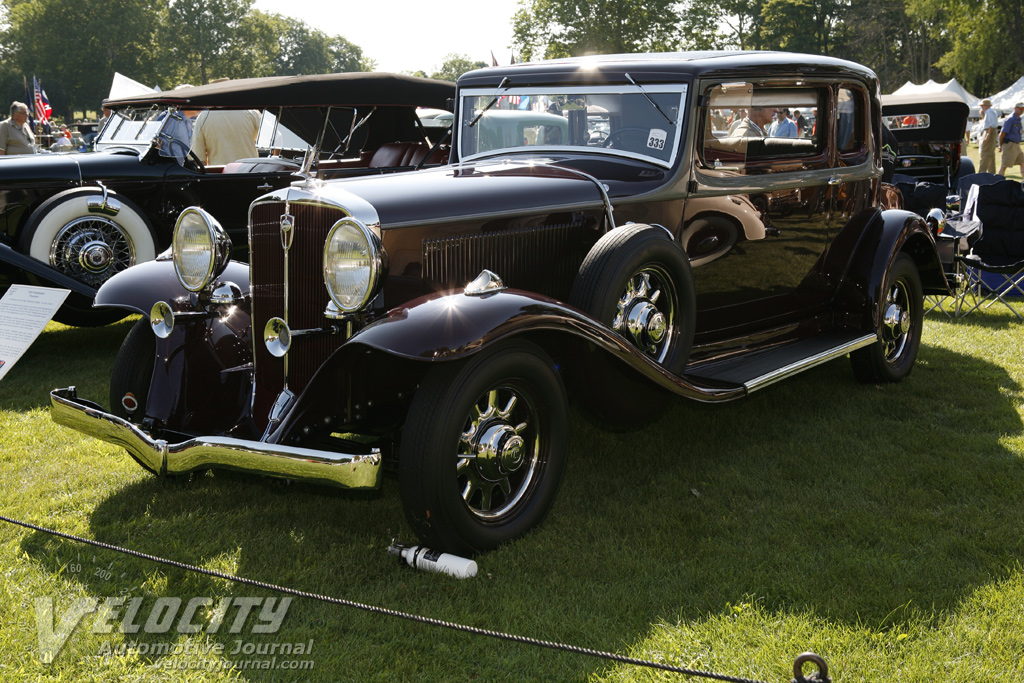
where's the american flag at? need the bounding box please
[33,76,52,123]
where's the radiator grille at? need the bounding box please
[422,220,590,300]
[250,202,347,398]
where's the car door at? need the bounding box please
[684,79,835,338]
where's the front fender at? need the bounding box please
[94,258,251,316]
[833,208,947,330]
[270,287,745,447]
[351,288,743,400]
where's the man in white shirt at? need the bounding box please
[978,98,999,174]
[190,109,260,166]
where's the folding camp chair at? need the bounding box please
[954,252,1024,319]
[950,179,1024,320]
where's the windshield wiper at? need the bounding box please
[468,77,511,127]
[625,73,675,126]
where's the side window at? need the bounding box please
[837,87,866,156]
[700,83,827,175]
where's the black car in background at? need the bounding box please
[882,92,974,189]
[0,72,453,325]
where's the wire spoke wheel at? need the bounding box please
[50,216,135,287]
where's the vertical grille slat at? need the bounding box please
[250,202,348,399]
[421,221,590,301]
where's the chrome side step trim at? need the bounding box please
[744,333,876,393]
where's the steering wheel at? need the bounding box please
[603,127,649,149]
[185,149,206,173]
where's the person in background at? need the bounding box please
[768,108,797,137]
[190,108,260,165]
[729,106,774,137]
[794,109,807,136]
[0,101,36,155]
[978,98,999,173]
[997,102,1024,178]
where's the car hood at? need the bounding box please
[309,161,608,228]
[0,148,145,187]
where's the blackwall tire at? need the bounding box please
[850,253,923,383]
[19,187,158,327]
[399,339,569,556]
[569,223,695,430]
[109,318,156,423]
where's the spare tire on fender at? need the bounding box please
[18,186,158,327]
[569,223,695,430]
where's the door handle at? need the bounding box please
[257,183,273,190]
[828,176,842,186]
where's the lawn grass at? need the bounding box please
[964,141,1023,182]
[2,308,1023,682]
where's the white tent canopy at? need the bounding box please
[988,75,1024,114]
[106,72,159,102]
[893,78,980,108]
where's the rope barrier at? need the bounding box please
[1,513,828,683]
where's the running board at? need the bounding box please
[687,331,877,393]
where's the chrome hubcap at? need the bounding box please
[457,386,538,520]
[881,280,911,362]
[78,240,114,273]
[613,268,676,362]
[50,216,134,286]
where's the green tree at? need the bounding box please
[167,0,252,84]
[1,0,165,119]
[431,54,487,82]
[935,0,1024,95]
[512,0,681,61]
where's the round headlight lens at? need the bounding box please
[173,207,230,292]
[323,218,382,312]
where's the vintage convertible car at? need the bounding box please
[52,52,951,556]
[0,72,453,325]
[882,92,974,189]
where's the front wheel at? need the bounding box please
[399,340,569,556]
[850,253,923,383]
[109,318,156,423]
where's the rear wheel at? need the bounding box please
[399,340,569,556]
[851,253,923,383]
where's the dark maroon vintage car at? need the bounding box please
[52,52,951,556]
[0,72,452,325]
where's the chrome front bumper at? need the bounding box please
[50,387,381,489]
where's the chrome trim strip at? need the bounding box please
[50,388,381,490]
[744,334,876,393]
[249,186,382,238]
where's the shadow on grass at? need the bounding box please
[0,318,136,411]
[14,339,1024,680]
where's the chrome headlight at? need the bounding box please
[323,217,385,313]
[173,207,232,292]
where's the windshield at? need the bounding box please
[96,107,314,159]
[457,84,688,167]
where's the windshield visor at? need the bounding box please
[458,85,688,167]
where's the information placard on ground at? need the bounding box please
[0,286,70,381]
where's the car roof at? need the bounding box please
[881,92,969,141]
[104,72,454,111]
[459,51,877,87]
